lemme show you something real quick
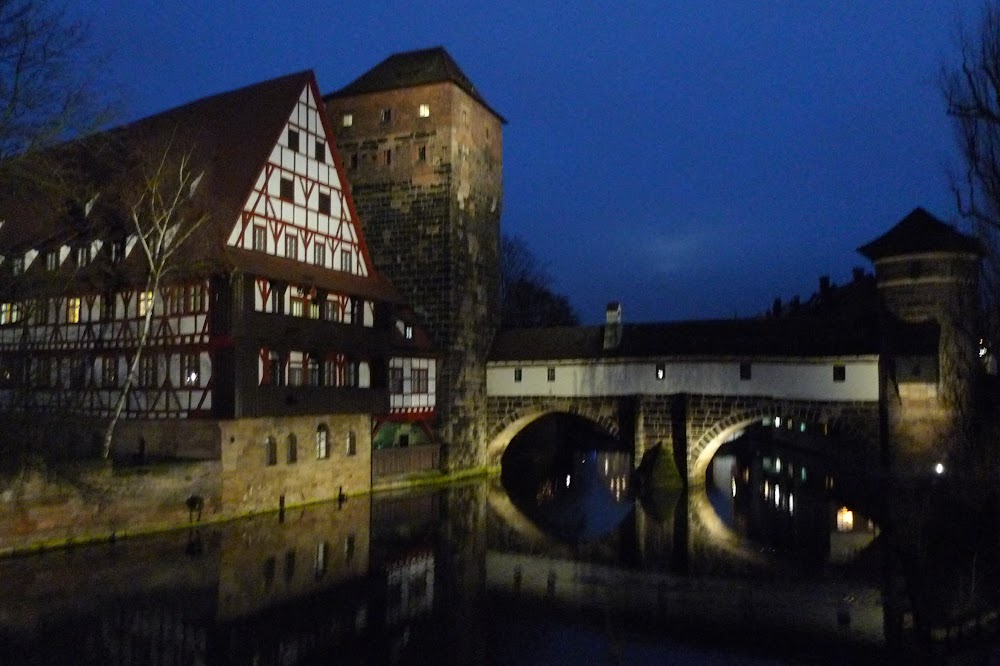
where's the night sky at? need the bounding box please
[72,1,976,324]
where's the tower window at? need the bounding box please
[655,363,665,380]
[342,113,353,127]
[380,108,391,123]
[287,129,299,152]
[419,103,430,117]
[740,362,752,381]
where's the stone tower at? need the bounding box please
[858,207,984,476]
[324,48,504,469]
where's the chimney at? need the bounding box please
[603,301,622,350]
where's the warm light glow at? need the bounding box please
[836,507,854,532]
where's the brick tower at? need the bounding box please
[324,48,504,469]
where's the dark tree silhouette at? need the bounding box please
[500,233,578,328]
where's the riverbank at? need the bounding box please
[0,458,493,558]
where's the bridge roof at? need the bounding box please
[490,315,937,362]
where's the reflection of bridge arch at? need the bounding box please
[485,399,623,468]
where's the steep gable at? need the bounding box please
[226,80,371,279]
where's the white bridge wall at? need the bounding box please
[486,357,879,402]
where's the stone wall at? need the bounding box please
[328,81,502,471]
[0,460,221,553]
[218,413,372,515]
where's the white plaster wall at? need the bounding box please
[487,358,879,402]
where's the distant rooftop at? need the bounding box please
[325,47,506,122]
[857,207,983,260]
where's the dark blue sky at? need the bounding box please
[74,1,975,324]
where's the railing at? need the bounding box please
[372,444,440,478]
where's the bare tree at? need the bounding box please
[500,233,578,328]
[101,146,209,459]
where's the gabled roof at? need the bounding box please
[325,47,506,123]
[490,313,889,362]
[0,70,396,299]
[857,207,983,260]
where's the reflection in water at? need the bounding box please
[8,419,996,661]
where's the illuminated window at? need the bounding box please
[390,367,403,393]
[265,436,277,466]
[547,367,555,382]
[67,297,81,324]
[740,362,752,381]
[318,191,331,215]
[46,251,58,271]
[315,140,326,163]
[404,325,413,340]
[288,362,303,386]
[380,108,391,123]
[836,507,854,532]
[290,297,304,317]
[138,291,153,317]
[287,129,299,152]
[833,364,846,382]
[655,363,665,380]
[342,113,353,127]
[309,300,319,319]
[279,177,294,202]
[182,353,199,387]
[252,225,267,251]
[514,367,522,382]
[285,235,298,260]
[316,424,330,459]
[419,103,430,117]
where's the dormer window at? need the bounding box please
[419,103,430,118]
[76,246,90,266]
[46,251,58,271]
[404,325,413,340]
[342,113,353,127]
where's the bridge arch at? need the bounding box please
[687,401,848,487]
[485,399,622,469]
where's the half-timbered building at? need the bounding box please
[0,71,437,506]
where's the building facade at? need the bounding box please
[325,48,504,469]
[0,71,437,507]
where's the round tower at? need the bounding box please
[858,207,984,477]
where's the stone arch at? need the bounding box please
[687,400,844,487]
[485,399,620,468]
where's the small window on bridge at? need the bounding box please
[547,367,555,382]
[833,364,846,382]
[514,367,522,382]
[739,362,752,380]
[655,363,665,380]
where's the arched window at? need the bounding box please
[316,424,329,459]
[287,433,298,464]
[265,436,277,466]
[346,430,357,456]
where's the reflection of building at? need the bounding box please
[0,71,437,509]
